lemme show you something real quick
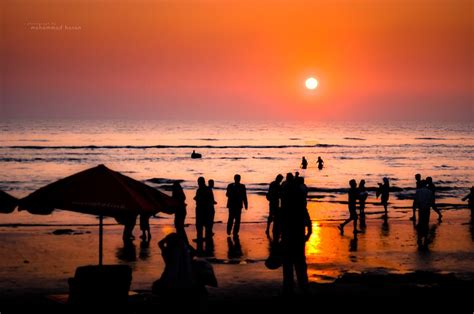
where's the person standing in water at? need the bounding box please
[338,179,361,235]
[226,174,248,238]
[413,180,434,250]
[358,179,368,228]
[194,177,210,242]
[426,176,443,221]
[377,177,390,218]
[280,173,312,294]
[301,157,308,169]
[140,213,152,241]
[172,181,187,241]
[266,174,283,239]
[207,179,217,238]
[411,173,423,221]
[317,156,324,170]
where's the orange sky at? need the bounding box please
[1,0,472,120]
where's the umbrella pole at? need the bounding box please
[99,215,103,266]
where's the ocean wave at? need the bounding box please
[344,137,366,141]
[0,157,83,163]
[5,143,345,150]
[415,137,446,140]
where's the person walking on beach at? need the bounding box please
[194,177,211,242]
[117,214,137,242]
[266,174,283,239]
[140,213,152,241]
[172,181,187,241]
[317,156,324,170]
[377,177,390,218]
[338,179,361,235]
[280,174,312,294]
[226,174,248,238]
[207,179,217,238]
[301,157,308,169]
[358,179,368,228]
[426,176,443,221]
[413,180,435,250]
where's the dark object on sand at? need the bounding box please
[19,164,178,265]
[68,264,132,306]
[52,229,75,235]
[0,190,17,213]
[191,150,202,159]
[265,243,283,270]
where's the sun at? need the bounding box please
[305,77,318,90]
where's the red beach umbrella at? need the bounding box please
[0,190,17,213]
[19,164,178,264]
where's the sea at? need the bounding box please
[0,119,473,226]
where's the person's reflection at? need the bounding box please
[418,222,440,251]
[227,236,243,259]
[349,233,358,252]
[139,239,151,261]
[116,241,137,262]
[381,216,389,237]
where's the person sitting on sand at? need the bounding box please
[317,156,324,170]
[426,176,442,221]
[226,174,248,238]
[139,213,152,241]
[413,180,435,250]
[338,179,361,235]
[301,156,308,169]
[266,174,283,240]
[462,186,474,218]
[377,177,390,218]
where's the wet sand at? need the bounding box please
[0,210,473,306]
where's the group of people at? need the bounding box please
[266,172,312,294]
[301,156,324,170]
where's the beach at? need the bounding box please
[0,214,472,306]
[0,120,473,307]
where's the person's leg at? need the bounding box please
[282,254,294,295]
[266,211,273,235]
[294,244,308,292]
[226,209,235,236]
[233,208,242,236]
[196,213,204,241]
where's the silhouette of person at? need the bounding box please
[226,174,248,238]
[317,156,324,170]
[426,176,443,221]
[338,179,360,235]
[139,213,152,241]
[358,179,368,228]
[462,186,474,220]
[172,181,188,242]
[280,174,312,294]
[116,214,137,243]
[194,177,210,242]
[266,174,283,240]
[377,177,390,218]
[413,180,434,250]
[207,179,217,239]
[301,156,308,169]
[411,173,423,221]
[191,150,202,158]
